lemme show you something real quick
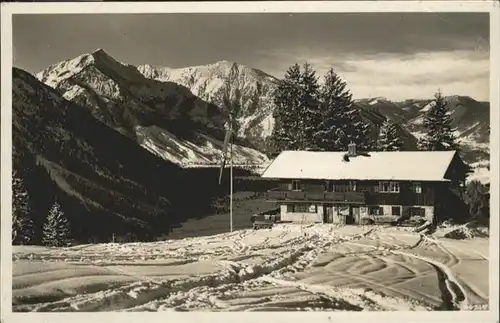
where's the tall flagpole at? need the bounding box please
[229,121,233,233]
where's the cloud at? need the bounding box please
[341,50,489,100]
[255,48,489,101]
[13,13,489,101]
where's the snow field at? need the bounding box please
[12,224,489,312]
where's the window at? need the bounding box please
[349,181,357,192]
[412,182,422,194]
[295,204,308,212]
[392,206,401,216]
[410,207,425,217]
[287,204,316,213]
[324,180,334,192]
[292,180,301,191]
[368,206,381,215]
[380,181,399,193]
[379,181,391,193]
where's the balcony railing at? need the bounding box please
[267,189,365,204]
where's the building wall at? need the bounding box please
[275,179,437,206]
[360,204,435,223]
[422,206,434,222]
[279,203,435,224]
[280,204,323,223]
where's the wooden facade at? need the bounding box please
[265,151,468,225]
[271,179,436,206]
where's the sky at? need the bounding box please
[13,13,490,101]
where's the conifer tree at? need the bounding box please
[465,180,490,221]
[12,170,34,245]
[345,106,373,151]
[42,201,72,247]
[378,118,404,151]
[270,64,303,153]
[298,63,321,150]
[315,69,372,151]
[418,90,459,151]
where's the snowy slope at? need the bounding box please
[12,224,489,312]
[140,63,417,151]
[36,50,269,167]
[137,61,278,143]
[136,125,269,167]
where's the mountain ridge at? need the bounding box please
[36,49,270,168]
[13,67,262,243]
[34,49,489,177]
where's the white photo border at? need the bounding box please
[1,2,499,323]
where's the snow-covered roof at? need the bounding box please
[261,150,458,181]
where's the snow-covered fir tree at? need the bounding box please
[297,63,321,150]
[42,201,72,247]
[418,90,459,151]
[378,119,403,151]
[350,116,373,151]
[315,69,372,151]
[270,64,303,153]
[12,170,34,245]
[271,64,373,153]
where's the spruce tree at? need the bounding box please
[270,64,302,153]
[465,180,490,221]
[298,63,321,150]
[418,90,459,151]
[42,201,72,247]
[378,118,403,151]
[346,106,373,151]
[315,69,372,151]
[12,170,34,245]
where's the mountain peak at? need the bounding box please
[92,48,106,54]
[89,48,123,66]
[215,59,237,66]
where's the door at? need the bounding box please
[352,206,361,225]
[323,206,334,223]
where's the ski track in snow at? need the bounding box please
[12,225,489,312]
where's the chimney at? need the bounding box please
[348,142,357,157]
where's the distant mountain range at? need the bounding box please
[11,49,490,241]
[36,49,269,167]
[135,59,489,166]
[34,49,489,167]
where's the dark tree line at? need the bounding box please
[12,169,71,246]
[269,64,372,153]
[271,65,461,156]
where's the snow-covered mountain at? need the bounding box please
[14,67,269,243]
[36,49,269,167]
[35,49,489,181]
[137,61,278,147]
[138,62,418,152]
[360,96,490,159]
[357,95,490,182]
